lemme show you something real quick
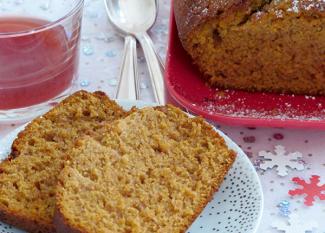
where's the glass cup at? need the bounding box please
[0,0,84,122]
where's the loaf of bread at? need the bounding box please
[54,106,236,233]
[174,0,325,95]
[0,91,126,233]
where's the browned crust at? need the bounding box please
[53,166,91,233]
[53,208,84,233]
[54,166,235,233]
[0,90,123,233]
[173,0,255,45]
[11,90,121,158]
[179,151,236,232]
[0,206,54,233]
[54,104,236,233]
[156,105,237,232]
[174,0,325,55]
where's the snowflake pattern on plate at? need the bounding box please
[289,175,325,206]
[272,213,318,233]
[258,145,304,176]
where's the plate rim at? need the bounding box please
[0,99,264,233]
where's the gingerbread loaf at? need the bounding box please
[174,0,325,95]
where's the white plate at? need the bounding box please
[0,100,263,233]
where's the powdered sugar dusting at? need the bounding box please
[185,3,209,26]
[201,103,325,121]
[201,8,208,15]
[259,0,324,17]
[288,0,300,12]
[254,11,264,19]
[303,0,325,11]
[287,0,325,12]
[274,9,284,17]
[196,88,325,122]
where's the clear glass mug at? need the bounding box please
[0,0,84,122]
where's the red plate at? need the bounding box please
[164,5,325,129]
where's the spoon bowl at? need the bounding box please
[105,0,166,105]
[105,0,157,35]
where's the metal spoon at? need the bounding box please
[104,0,139,100]
[105,0,166,105]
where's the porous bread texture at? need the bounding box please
[174,0,325,95]
[54,105,236,233]
[0,91,126,233]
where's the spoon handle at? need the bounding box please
[115,35,139,100]
[136,32,166,105]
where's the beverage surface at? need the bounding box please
[0,17,79,110]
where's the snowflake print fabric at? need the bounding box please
[289,175,325,206]
[258,145,304,176]
[272,213,318,233]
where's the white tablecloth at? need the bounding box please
[0,1,324,232]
